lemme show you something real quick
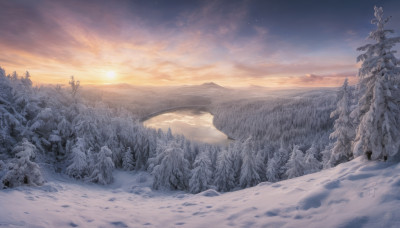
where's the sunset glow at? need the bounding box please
[106,71,116,80]
[0,0,399,87]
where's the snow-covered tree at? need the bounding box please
[329,79,355,165]
[304,144,321,174]
[321,143,334,169]
[230,141,243,185]
[122,147,135,170]
[69,76,80,99]
[29,107,59,153]
[239,137,261,188]
[266,153,280,182]
[255,146,269,182]
[89,146,115,185]
[204,144,219,179]
[74,110,101,150]
[21,71,32,88]
[66,138,87,179]
[189,153,212,193]
[134,133,150,170]
[147,138,169,173]
[152,142,190,191]
[1,139,44,188]
[214,149,236,192]
[285,145,305,179]
[353,6,400,161]
[276,144,290,179]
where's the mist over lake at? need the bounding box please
[143,109,231,145]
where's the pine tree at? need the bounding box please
[329,79,355,165]
[276,144,290,179]
[66,138,87,179]
[239,137,261,188]
[122,147,135,170]
[135,133,150,170]
[255,147,268,182]
[189,153,212,194]
[353,6,400,161]
[321,143,334,169]
[230,141,242,185]
[285,145,305,179]
[89,146,115,185]
[69,76,80,99]
[304,144,321,174]
[214,149,236,192]
[1,139,44,188]
[152,142,190,191]
[266,153,280,182]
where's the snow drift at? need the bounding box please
[1,157,399,228]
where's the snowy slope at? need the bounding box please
[1,157,400,228]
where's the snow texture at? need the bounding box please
[1,157,400,227]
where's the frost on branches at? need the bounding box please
[239,137,261,188]
[89,146,115,185]
[285,145,305,179]
[328,79,355,166]
[214,149,235,192]
[353,6,400,161]
[66,138,87,179]
[152,142,190,191]
[1,139,44,188]
[189,153,212,194]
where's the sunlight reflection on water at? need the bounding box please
[143,110,230,145]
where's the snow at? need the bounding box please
[1,157,400,227]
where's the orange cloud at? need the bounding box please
[0,0,363,88]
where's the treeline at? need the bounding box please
[212,95,336,151]
[0,68,335,192]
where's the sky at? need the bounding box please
[0,0,400,87]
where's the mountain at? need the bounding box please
[200,82,225,89]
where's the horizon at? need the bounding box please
[1,0,400,87]
[29,80,344,89]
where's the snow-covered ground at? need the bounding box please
[1,157,400,228]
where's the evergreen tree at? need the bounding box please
[89,146,115,185]
[329,79,355,165]
[321,143,334,169]
[152,142,190,191]
[214,149,236,192]
[206,145,219,179]
[353,6,400,161]
[69,76,80,99]
[255,147,268,182]
[122,147,135,170]
[66,138,87,179]
[189,153,212,194]
[266,153,280,182]
[285,145,305,179]
[230,141,243,185]
[1,139,44,188]
[304,144,321,174]
[239,137,261,188]
[276,144,290,179]
[134,133,150,170]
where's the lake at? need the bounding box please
[143,109,231,145]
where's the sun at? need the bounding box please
[106,71,116,80]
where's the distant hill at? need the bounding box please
[200,82,225,89]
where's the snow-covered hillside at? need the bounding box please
[1,157,399,228]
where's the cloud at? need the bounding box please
[0,0,369,87]
[266,72,358,87]
[233,62,358,78]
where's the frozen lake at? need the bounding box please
[143,109,231,145]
